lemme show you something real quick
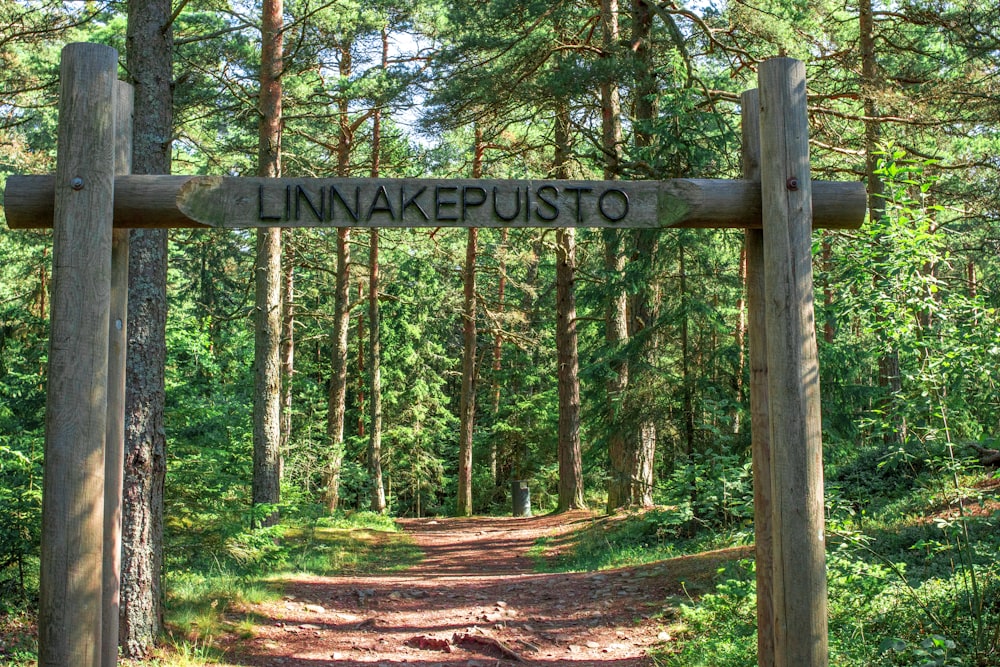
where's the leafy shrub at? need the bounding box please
[659,450,754,535]
[223,524,287,570]
[879,635,964,667]
[0,435,42,607]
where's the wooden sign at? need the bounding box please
[20,43,840,667]
[4,174,866,230]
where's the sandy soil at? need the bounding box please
[225,511,751,666]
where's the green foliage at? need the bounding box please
[159,512,420,661]
[165,569,277,639]
[660,450,755,535]
[659,566,758,667]
[880,635,965,667]
[828,148,1000,454]
[0,228,47,605]
[531,507,751,574]
[0,435,42,606]
[287,517,423,575]
[4,2,1000,663]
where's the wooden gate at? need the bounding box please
[3,42,865,667]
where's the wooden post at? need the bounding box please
[102,80,133,667]
[39,42,118,667]
[758,58,829,667]
[742,88,775,667]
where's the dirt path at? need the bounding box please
[229,512,750,666]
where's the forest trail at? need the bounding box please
[226,512,752,666]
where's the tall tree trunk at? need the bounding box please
[734,243,747,434]
[121,0,171,656]
[368,32,387,513]
[325,229,350,512]
[476,126,503,488]
[556,224,585,512]
[490,225,507,486]
[457,125,487,516]
[602,0,648,511]
[860,0,884,224]
[631,0,657,156]
[280,238,294,458]
[252,0,283,528]
[357,280,365,438]
[617,0,657,505]
[554,104,585,512]
[861,0,904,443]
[368,228,386,512]
[324,38,354,513]
[456,225,478,516]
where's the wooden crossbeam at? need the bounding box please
[5,174,866,230]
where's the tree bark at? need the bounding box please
[481,127,503,488]
[457,225,478,516]
[252,0,283,528]
[556,224,585,512]
[121,0,172,656]
[280,238,294,457]
[554,104,585,512]
[457,125,489,516]
[357,279,365,438]
[368,37,387,513]
[324,37,354,513]
[325,228,350,512]
[618,0,658,505]
[368,228,386,512]
[600,0,639,512]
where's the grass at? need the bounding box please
[165,570,279,643]
[283,514,423,575]
[0,609,36,665]
[158,511,422,665]
[528,507,752,574]
[521,465,1000,667]
[654,470,1000,667]
[0,511,423,666]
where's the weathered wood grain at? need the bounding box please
[742,88,775,667]
[5,174,867,230]
[102,79,132,667]
[39,42,118,667]
[759,58,829,667]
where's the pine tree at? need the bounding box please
[252,0,283,528]
[121,0,172,655]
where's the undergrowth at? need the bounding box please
[530,507,752,574]
[158,510,421,663]
[531,456,1000,667]
[0,511,421,666]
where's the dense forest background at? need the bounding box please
[2,0,1000,664]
